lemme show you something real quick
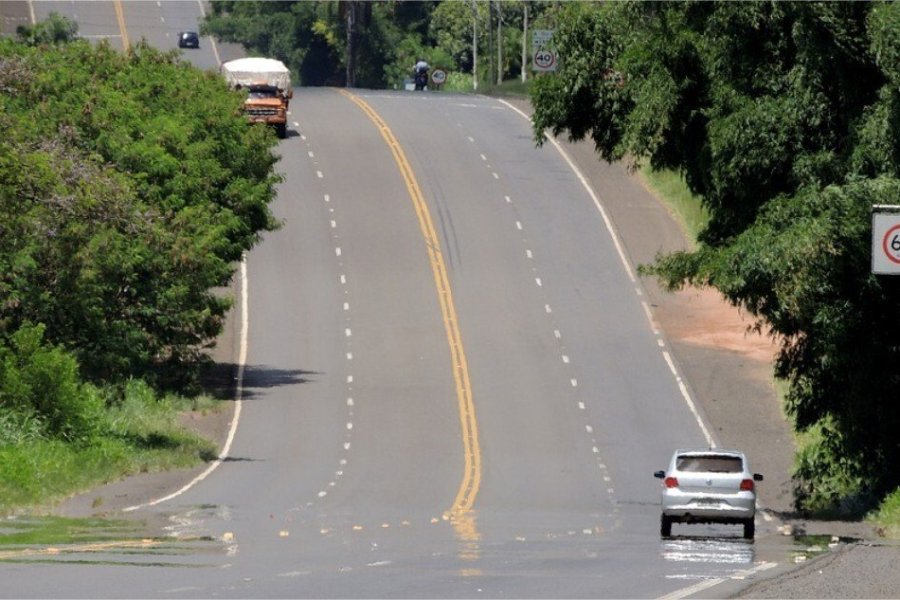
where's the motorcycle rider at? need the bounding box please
[413,58,429,90]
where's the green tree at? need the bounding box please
[203,1,439,88]
[16,12,78,46]
[532,1,900,514]
[431,1,479,73]
[204,1,340,85]
[203,1,560,89]
[0,36,280,389]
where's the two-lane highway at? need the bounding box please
[0,5,779,597]
[25,0,226,67]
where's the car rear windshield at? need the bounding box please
[676,455,743,473]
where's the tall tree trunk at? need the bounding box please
[345,1,357,87]
[522,3,528,82]
[471,0,478,90]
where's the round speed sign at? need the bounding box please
[883,224,900,265]
[431,69,447,86]
[872,211,900,274]
[534,49,556,70]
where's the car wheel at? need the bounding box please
[275,123,287,139]
[743,518,755,540]
[660,515,673,538]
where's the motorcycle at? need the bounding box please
[414,69,428,91]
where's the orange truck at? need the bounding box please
[222,58,292,139]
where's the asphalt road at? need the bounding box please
[0,2,858,598]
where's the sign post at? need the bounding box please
[872,206,900,275]
[531,29,557,73]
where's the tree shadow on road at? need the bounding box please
[201,362,321,400]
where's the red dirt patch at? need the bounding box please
[660,286,779,364]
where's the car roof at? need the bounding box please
[674,448,745,457]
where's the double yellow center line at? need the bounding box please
[338,90,482,531]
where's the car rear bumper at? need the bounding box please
[662,500,755,523]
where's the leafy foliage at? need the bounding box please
[203,1,557,89]
[531,1,900,514]
[15,11,78,46]
[0,36,280,388]
[0,324,103,444]
[0,17,275,513]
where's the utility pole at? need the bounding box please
[345,1,356,87]
[497,4,502,85]
[488,1,493,88]
[471,0,478,90]
[522,3,528,83]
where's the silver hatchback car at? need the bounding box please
[654,449,763,540]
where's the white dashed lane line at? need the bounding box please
[285,134,359,512]
[459,126,619,522]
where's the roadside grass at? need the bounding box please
[637,167,709,247]
[476,77,532,97]
[870,489,900,539]
[0,386,220,516]
[444,74,533,96]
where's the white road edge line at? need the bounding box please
[124,257,248,512]
[496,97,717,452]
[656,562,777,600]
[195,0,222,67]
[496,98,753,600]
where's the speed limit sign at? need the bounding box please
[872,210,900,274]
[532,29,557,72]
[431,69,447,86]
[533,49,556,71]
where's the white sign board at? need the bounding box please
[872,211,900,274]
[532,29,557,72]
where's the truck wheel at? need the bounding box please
[275,123,287,139]
[743,518,755,540]
[660,515,672,538]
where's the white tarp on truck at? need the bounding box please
[221,57,291,90]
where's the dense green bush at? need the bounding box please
[15,11,78,46]
[0,36,280,389]
[0,324,103,444]
[0,326,220,512]
[0,20,275,513]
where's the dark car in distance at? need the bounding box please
[178,31,200,49]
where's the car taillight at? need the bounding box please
[665,477,679,488]
[740,479,754,491]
